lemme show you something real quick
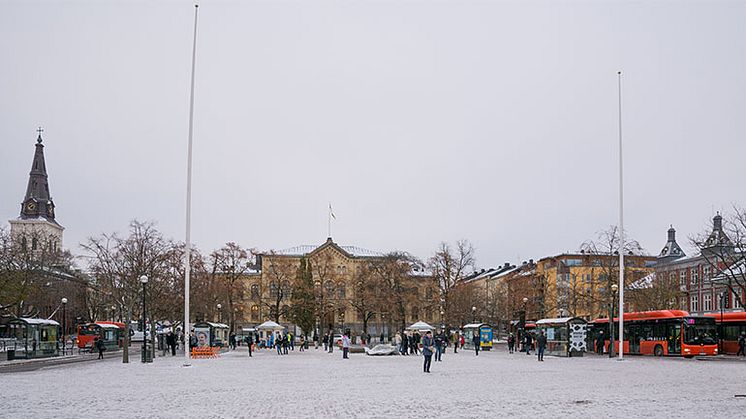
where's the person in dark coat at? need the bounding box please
[453,332,459,353]
[421,331,434,373]
[738,333,746,357]
[95,337,106,360]
[507,333,515,354]
[472,332,480,356]
[322,333,329,351]
[524,333,533,355]
[246,334,253,357]
[596,331,605,354]
[434,330,445,362]
[166,331,177,356]
[537,331,547,361]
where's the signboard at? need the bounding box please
[546,328,555,341]
[480,327,493,348]
[195,327,210,347]
[569,323,587,352]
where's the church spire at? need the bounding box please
[657,224,685,263]
[20,128,58,224]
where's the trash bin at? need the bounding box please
[7,349,15,361]
[141,348,153,363]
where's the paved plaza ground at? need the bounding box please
[1,346,744,418]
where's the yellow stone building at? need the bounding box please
[240,238,437,337]
[534,252,657,319]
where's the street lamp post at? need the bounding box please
[719,292,725,353]
[217,304,222,323]
[609,284,618,358]
[61,298,67,355]
[472,306,476,323]
[140,275,148,363]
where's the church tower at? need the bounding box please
[9,129,64,251]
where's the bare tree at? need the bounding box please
[349,263,380,335]
[369,252,418,334]
[428,240,475,328]
[263,256,295,323]
[209,243,255,331]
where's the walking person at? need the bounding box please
[395,333,403,354]
[537,331,547,361]
[453,331,459,354]
[246,334,253,357]
[166,331,177,356]
[472,331,480,356]
[525,333,532,356]
[738,333,746,357]
[421,331,434,373]
[341,333,351,359]
[328,331,334,353]
[283,334,289,355]
[299,336,305,352]
[322,333,329,351]
[507,333,515,354]
[95,337,106,360]
[276,333,283,355]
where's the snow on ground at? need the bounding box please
[1,347,744,418]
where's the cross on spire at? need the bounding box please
[36,126,44,143]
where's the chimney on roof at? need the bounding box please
[529,259,534,265]
[504,262,510,268]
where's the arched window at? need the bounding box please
[250,305,259,321]
[269,282,278,298]
[250,284,260,298]
[280,280,292,298]
[337,283,346,299]
[32,237,38,251]
[324,282,335,298]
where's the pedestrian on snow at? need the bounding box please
[328,331,334,353]
[460,334,465,350]
[434,330,445,362]
[537,331,547,361]
[313,331,319,349]
[322,333,329,351]
[166,331,177,356]
[738,333,746,357]
[289,333,294,351]
[507,333,515,354]
[472,332,480,356]
[95,337,106,360]
[402,333,409,355]
[421,331,434,373]
[284,334,290,354]
[395,333,403,354]
[276,333,283,355]
[246,334,253,357]
[380,332,384,344]
[299,336,305,352]
[229,333,236,350]
[595,331,605,354]
[524,333,533,356]
[342,333,351,359]
[453,332,459,353]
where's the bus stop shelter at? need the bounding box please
[2,318,60,359]
[463,323,493,351]
[535,317,588,357]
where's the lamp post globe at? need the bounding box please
[61,298,68,355]
[217,304,222,323]
[471,306,476,323]
[140,275,148,362]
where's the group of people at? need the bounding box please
[506,331,546,361]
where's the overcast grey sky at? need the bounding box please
[2,0,745,267]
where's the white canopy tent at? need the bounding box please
[256,321,284,330]
[406,321,435,331]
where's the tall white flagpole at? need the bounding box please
[617,70,625,361]
[184,3,199,367]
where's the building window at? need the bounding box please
[337,283,346,299]
[324,282,334,298]
[703,293,712,311]
[269,282,278,298]
[250,284,260,298]
[703,266,710,280]
[690,294,699,312]
[734,290,743,309]
[281,280,292,298]
[691,267,699,285]
[250,305,259,321]
[679,271,686,287]
[31,237,38,250]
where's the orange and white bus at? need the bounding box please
[705,311,746,355]
[591,310,718,357]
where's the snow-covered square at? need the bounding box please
[1,347,744,418]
